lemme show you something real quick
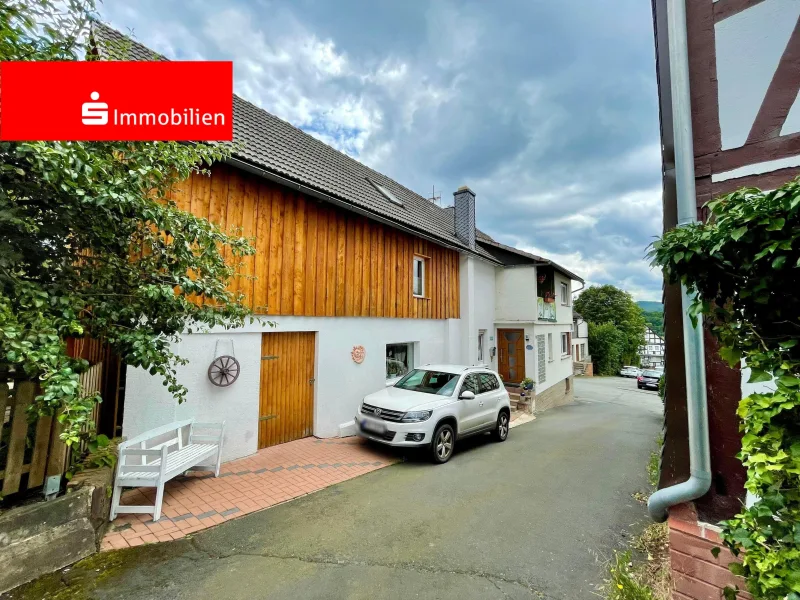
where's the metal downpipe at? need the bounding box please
[647,0,712,522]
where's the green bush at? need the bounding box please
[589,322,626,375]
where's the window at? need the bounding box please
[413,256,425,297]
[478,372,500,393]
[560,282,570,306]
[547,333,553,362]
[386,343,413,380]
[367,178,404,206]
[561,332,571,356]
[477,330,486,363]
[461,374,480,395]
[395,369,459,396]
[581,343,586,358]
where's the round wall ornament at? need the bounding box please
[208,355,240,387]
[207,339,240,387]
[351,345,366,364]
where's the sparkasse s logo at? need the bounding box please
[0,61,233,141]
[82,92,108,125]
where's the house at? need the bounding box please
[571,313,589,363]
[637,326,664,368]
[91,23,583,462]
[650,0,800,598]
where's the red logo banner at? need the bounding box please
[0,61,233,141]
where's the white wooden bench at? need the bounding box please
[111,419,225,522]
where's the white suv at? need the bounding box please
[355,365,512,464]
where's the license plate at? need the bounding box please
[360,417,386,435]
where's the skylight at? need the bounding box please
[367,178,403,206]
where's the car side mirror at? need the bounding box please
[459,390,476,400]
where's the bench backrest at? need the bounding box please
[119,419,194,450]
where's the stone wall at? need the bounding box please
[533,376,574,413]
[668,503,750,600]
[0,463,114,594]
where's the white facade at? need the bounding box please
[638,326,665,368]
[125,316,458,462]
[571,315,590,362]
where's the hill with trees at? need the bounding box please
[637,301,664,336]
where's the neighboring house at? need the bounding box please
[474,233,583,411]
[571,313,590,363]
[637,326,664,368]
[651,1,800,598]
[92,24,583,462]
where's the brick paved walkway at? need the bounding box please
[102,437,397,550]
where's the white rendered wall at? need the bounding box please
[526,322,575,393]
[458,256,499,371]
[124,316,450,462]
[495,266,537,322]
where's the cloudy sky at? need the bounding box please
[99,0,664,301]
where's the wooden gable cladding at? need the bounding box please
[170,163,460,319]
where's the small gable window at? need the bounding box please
[367,178,403,206]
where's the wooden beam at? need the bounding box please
[746,17,800,143]
[713,0,768,23]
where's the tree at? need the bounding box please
[0,0,254,444]
[588,322,626,375]
[649,178,800,599]
[574,285,646,365]
[642,310,664,336]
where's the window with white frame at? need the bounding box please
[413,256,425,297]
[547,333,553,362]
[560,282,570,305]
[561,332,571,356]
[386,343,413,380]
[477,330,486,363]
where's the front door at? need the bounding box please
[258,332,315,449]
[497,329,525,384]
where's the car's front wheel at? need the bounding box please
[431,423,455,464]
[493,411,509,442]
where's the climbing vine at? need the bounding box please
[649,177,800,599]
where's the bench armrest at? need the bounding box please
[189,421,225,445]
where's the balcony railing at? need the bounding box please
[537,297,556,321]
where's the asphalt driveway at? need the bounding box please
[14,377,663,600]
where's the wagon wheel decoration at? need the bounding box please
[207,355,241,387]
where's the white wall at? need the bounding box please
[526,322,575,393]
[552,272,574,325]
[124,316,451,462]
[459,256,499,371]
[495,266,537,322]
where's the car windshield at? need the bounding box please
[394,369,460,396]
[642,370,661,377]
[623,366,637,370]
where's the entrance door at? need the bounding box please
[258,332,315,449]
[497,329,525,384]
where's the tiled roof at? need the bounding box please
[89,22,582,282]
[90,23,495,261]
[476,238,584,283]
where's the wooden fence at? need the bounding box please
[0,363,104,497]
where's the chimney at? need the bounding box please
[453,186,476,250]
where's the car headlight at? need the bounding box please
[401,410,432,423]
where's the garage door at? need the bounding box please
[259,332,316,449]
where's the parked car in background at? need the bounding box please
[356,365,511,464]
[620,366,642,378]
[638,369,663,391]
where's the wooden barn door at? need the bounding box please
[258,332,316,449]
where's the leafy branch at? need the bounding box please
[649,177,800,599]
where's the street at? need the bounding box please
[15,377,663,600]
